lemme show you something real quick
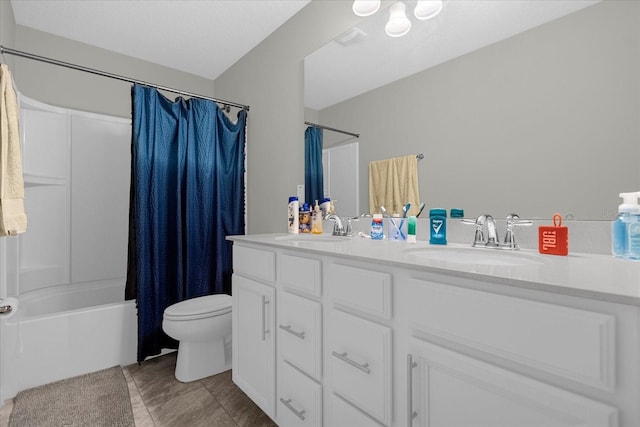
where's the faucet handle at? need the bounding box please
[461,217,485,247]
[345,218,353,237]
[503,214,533,250]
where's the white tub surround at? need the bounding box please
[229,233,640,427]
[1,280,136,400]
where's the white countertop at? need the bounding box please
[228,233,640,307]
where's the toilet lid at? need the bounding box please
[164,294,232,319]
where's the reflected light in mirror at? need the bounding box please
[353,0,381,17]
[385,2,412,37]
[414,0,443,20]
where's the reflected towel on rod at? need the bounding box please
[0,64,27,236]
[369,154,420,216]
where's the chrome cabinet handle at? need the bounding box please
[332,351,371,374]
[280,398,306,421]
[279,324,305,339]
[407,354,418,426]
[261,296,270,341]
[0,305,12,314]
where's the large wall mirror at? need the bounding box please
[304,0,639,220]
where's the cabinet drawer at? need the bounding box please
[330,309,391,425]
[328,263,392,319]
[279,291,322,379]
[278,362,322,427]
[233,245,275,283]
[407,278,616,391]
[330,394,382,427]
[280,253,321,297]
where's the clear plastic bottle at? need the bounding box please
[288,196,299,234]
[370,214,384,240]
[311,200,323,235]
[612,191,640,260]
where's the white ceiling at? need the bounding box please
[10,0,311,80]
[305,0,601,110]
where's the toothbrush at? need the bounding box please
[398,202,411,239]
[416,202,426,217]
[402,202,411,218]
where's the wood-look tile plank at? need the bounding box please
[148,385,236,427]
[201,371,277,427]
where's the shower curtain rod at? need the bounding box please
[0,45,250,111]
[305,121,359,138]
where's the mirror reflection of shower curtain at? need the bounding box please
[127,84,246,362]
[304,126,323,206]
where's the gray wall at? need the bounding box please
[317,1,640,221]
[0,0,16,69]
[213,1,360,233]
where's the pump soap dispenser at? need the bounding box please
[612,191,640,260]
[311,200,323,235]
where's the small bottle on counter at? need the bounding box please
[407,216,417,244]
[370,214,384,240]
[311,200,323,235]
[288,196,299,234]
[299,203,311,234]
[612,191,640,260]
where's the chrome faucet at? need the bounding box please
[324,213,345,236]
[462,214,499,247]
[462,213,531,250]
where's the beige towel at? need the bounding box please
[0,64,27,236]
[369,154,420,216]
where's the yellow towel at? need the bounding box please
[369,154,420,216]
[0,64,27,236]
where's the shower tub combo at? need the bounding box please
[0,95,136,400]
[1,279,137,399]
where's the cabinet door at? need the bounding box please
[407,337,618,427]
[232,274,276,418]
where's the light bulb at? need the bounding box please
[385,1,411,37]
[352,0,381,17]
[414,0,443,20]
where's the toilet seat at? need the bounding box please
[164,294,232,321]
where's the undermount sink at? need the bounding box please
[274,234,349,243]
[403,246,544,266]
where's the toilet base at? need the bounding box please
[174,337,231,382]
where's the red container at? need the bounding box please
[538,214,568,256]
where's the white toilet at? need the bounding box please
[162,294,232,382]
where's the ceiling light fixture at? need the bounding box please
[353,0,444,38]
[385,2,412,38]
[414,0,443,20]
[352,0,381,17]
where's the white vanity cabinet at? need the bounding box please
[232,245,276,419]
[230,235,640,427]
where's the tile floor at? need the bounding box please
[0,353,276,427]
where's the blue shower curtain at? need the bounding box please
[126,84,246,362]
[305,126,324,206]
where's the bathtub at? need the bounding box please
[1,279,137,399]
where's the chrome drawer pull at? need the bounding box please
[332,351,371,374]
[279,324,305,339]
[280,398,306,421]
[407,354,418,426]
[261,296,270,341]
